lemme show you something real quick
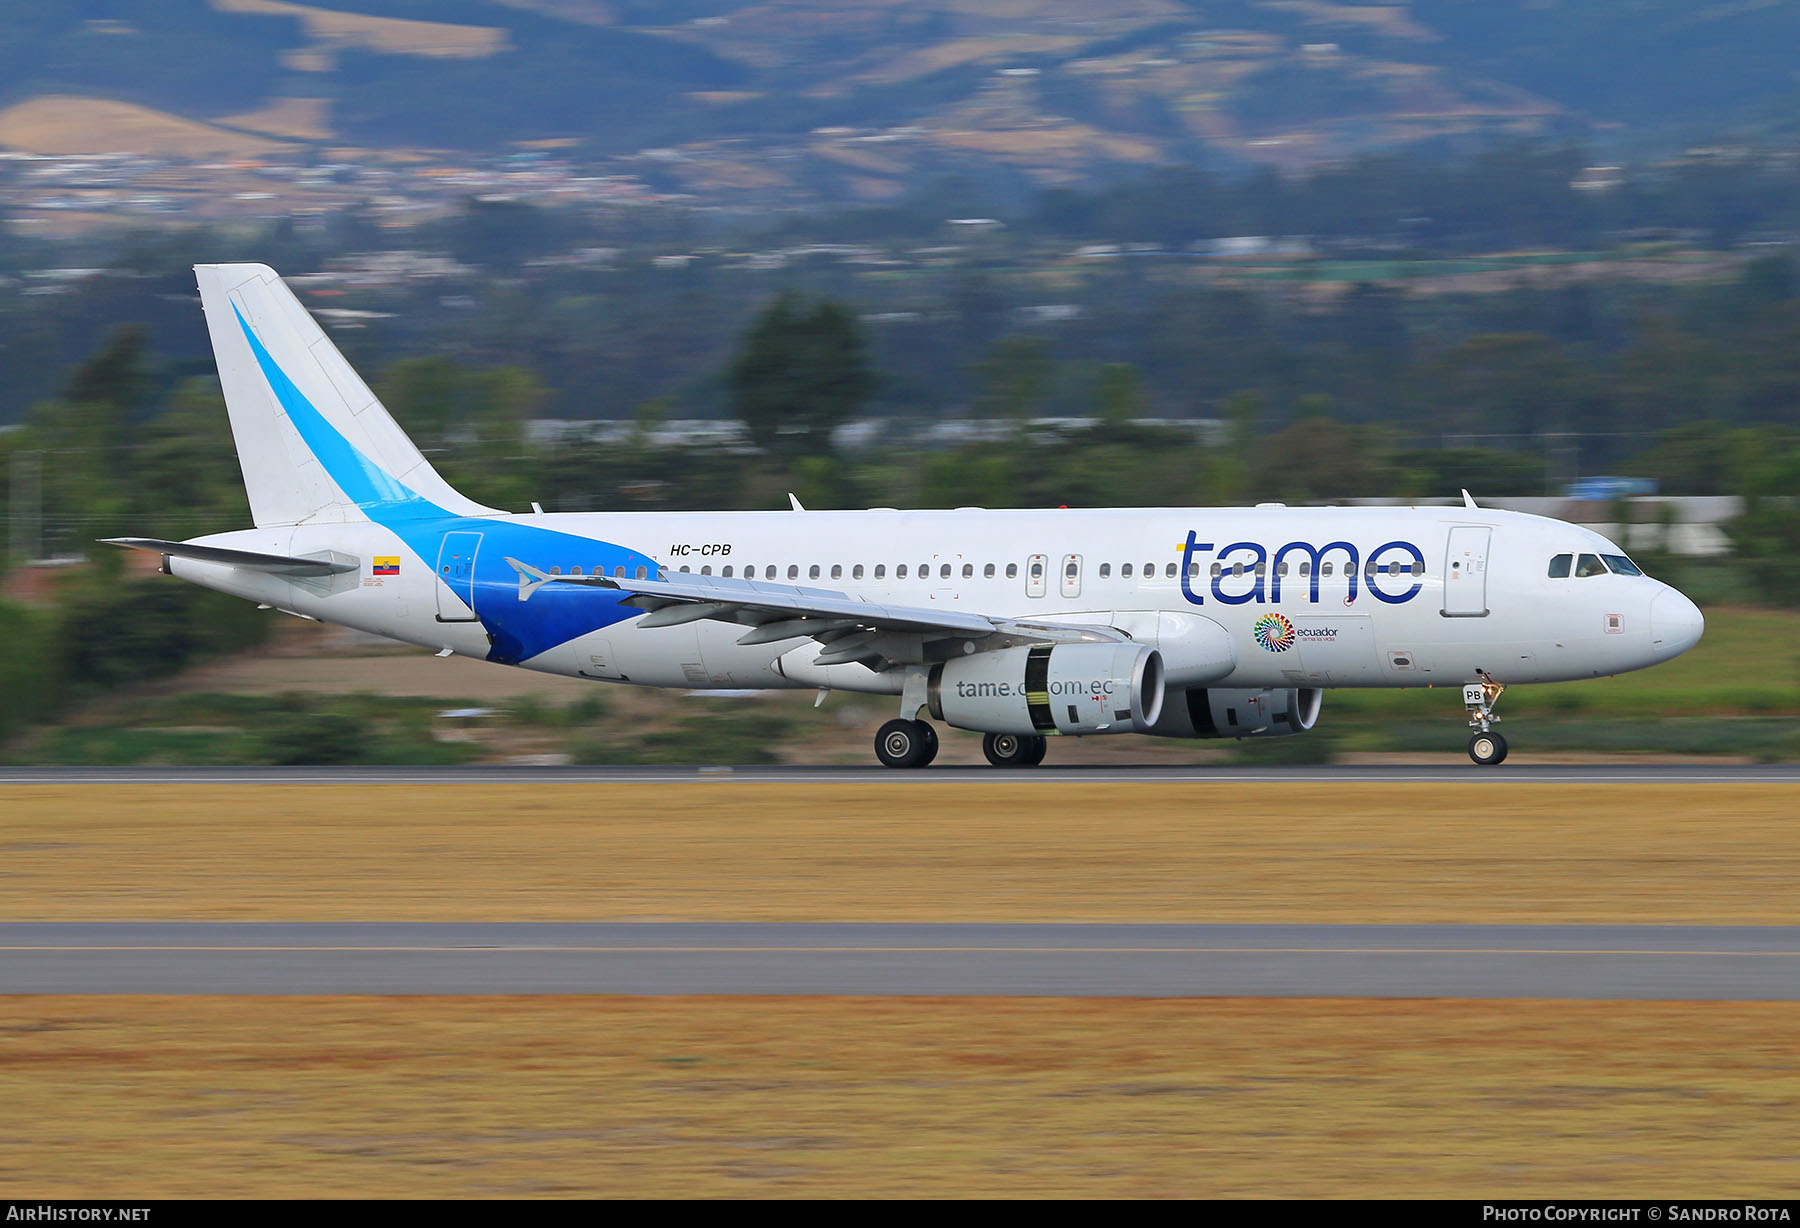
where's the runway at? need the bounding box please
[5,923,1798,998]
[3,764,1798,785]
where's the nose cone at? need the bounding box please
[1650,589,1705,661]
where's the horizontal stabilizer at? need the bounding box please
[103,537,357,577]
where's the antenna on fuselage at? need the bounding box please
[788,493,806,512]
[1461,489,1479,509]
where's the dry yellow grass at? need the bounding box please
[2,782,1796,923]
[1261,0,1440,43]
[932,124,1162,163]
[219,96,333,141]
[212,0,509,59]
[2,996,1796,1197]
[0,97,294,158]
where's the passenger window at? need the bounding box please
[1322,563,1334,577]
[701,565,712,576]
[1165,563,1176,578]
[830,564,841,580]
[852,564,863,580]
[550,566,562,575]
[1275,562,1288,577]
[635,566,648,579]
[1006,563,1018,579]
[1145,562,1156,577]
[1065,560,1078,578]
[984,563,995,578]
[788,565,800,580]
[897,564,908,579]
[962,563,973,579]
[765,566,776,580]
[874,564,885,579]
[1121,563,1133,578]
[614,566,626,578]
[722,565,733,578]
[1576,553,1607,578]
[809,565,820,579]
[919,563,929,578]
[1210,563,1222,578]
[1412,561,1424,576]
[1099,563,1112,578]
[1602,554,1644,576]
[1299,561,1311,576]
[1029,561,1043,579]
[1232,562,1244,577]
[1188,562,1199,577]
[679,565,691,573]
[1254,562,1265,577]
[941,564,952,579]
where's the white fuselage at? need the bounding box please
[171,503,1705,699]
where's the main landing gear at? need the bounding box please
[872,720,1052,768]
[875,718,938,769]
[1463,671,1509,766]
[981,731,1048,768]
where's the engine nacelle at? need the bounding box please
[1150,686,1322,739]
[928,643,1165,736]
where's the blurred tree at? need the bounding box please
[974,336,1052,422]
[727,293,874,458]
[1095,364,1144,427]
[1729,439,1800,605]
[1252,415,1397,502]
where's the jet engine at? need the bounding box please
[928,643,1164,736]
[1150,686,1322,739]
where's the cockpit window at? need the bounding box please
[1602,553,1643,576]
[1575,553,1607,578]
[1548,553,1572,578]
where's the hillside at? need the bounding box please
[2,2,1798,199]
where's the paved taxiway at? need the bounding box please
[4,765,1798,785]
[5,923,1798,998]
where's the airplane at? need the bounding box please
[106,263,1706,768]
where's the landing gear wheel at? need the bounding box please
[982,731,1044,767]
[875,718,934,769]
[1468,730,1509,766]
[915,721,939,767]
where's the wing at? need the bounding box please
[504,558,1123,668]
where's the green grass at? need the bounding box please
[7,608,1796,765]
[4,692,484,767]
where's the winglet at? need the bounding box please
[504,556,555,602]
[1461,488,1478,510]
[788,493,806,512]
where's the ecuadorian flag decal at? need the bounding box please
[373,556,401,576]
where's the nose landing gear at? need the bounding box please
[1463,671,1509,765]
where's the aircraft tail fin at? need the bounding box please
[194,263,498,528]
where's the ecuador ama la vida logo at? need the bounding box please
[1253,612,1297,652]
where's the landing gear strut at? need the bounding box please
[982,731,1048,768]
[875,718,938,769]
[1463,671,1509,766]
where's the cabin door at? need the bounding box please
[1442,526,1491,618]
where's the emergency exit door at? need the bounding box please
[1442,526,1490,617]
[435,531,483,622]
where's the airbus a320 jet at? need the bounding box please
[108,265,1705,767]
